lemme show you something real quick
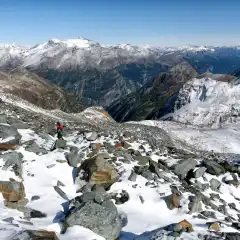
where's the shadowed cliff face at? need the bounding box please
[107,62,198,122]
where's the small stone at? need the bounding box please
[165,193,181,210]
[90,143,101,150]
[128,170,137,182]
[0,181,25,202]
[2,217,14,223]
[10,230,59,239]
[201,211,216,219]
[85,131,98,141]
[122,141,132,149]
[139,195,144,204]
[232,222,240,230]
[115,143,122,149]
[194,167,207,178]
[133,155,150,166]
[47,164,55,169]
[218,204,228,215]
[210,178,221,191]
[56,160,66,163]
[208,222,220,232]
[178,219,194,232]
[31,195,40,201]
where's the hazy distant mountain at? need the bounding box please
[1,38,240,106]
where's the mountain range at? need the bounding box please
[0,38,240,240]
[1,37,240,108]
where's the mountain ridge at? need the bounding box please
[1,37,240,106]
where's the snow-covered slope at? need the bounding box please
[162,76,240,127]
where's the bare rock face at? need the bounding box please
[0,180,25,202]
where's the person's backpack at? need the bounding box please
[57,128,63,136]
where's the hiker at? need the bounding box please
[56,122,64,139]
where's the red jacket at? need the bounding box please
[56,125,64,131]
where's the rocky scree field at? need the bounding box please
[0,98,240,240]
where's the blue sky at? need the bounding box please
[0,0,239,46]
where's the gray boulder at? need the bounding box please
[204,160,225,176]
[173,159,198,180]
[25,141,47,155]
[65,147,82,167]
[1,152,23,177]
[210,178,221,191]
[0,114,8,124]
[55,139,67,149]
[64,201,123,240]
[0,124,22,145]
[85,132,98,141]
[188,195,202,213]
[194,167,207,178]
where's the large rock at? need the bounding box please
[65,147,82,167]
[0,180,25,202]
[204,160,225,176]
[25,140,47,155]
[85,131,98,141]
[10,230,59,240]
[55,139,67,149]
[64,201,123,240]
[1,152,23,177]
[78,153,118,188]
[173,159,198,180]
[0,124,22,145]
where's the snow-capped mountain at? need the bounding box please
[162,74,240,127]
